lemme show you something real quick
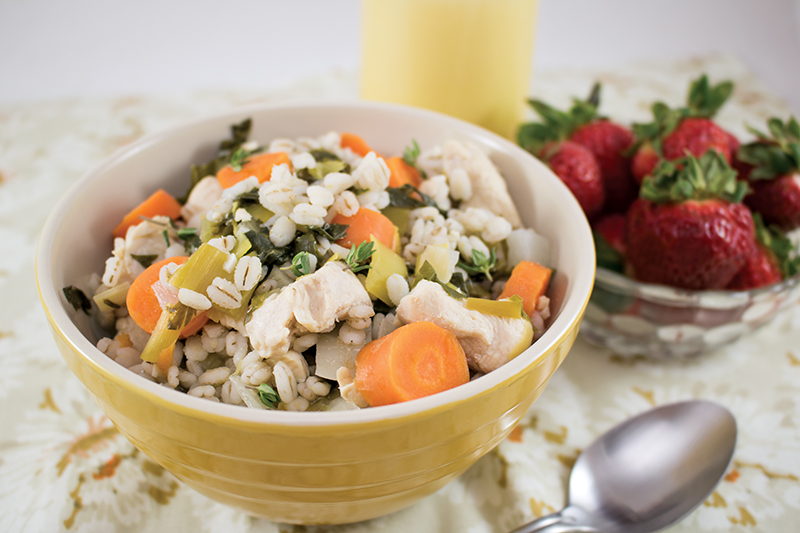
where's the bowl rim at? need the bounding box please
[36,99,596,428]
[595,265,800,305]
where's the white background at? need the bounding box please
[1,0,799,113]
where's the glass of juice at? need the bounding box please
[360,0,538,140]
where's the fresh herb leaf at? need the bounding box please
[229,148,250,172]
[346,241,375,273]
[63,286,91,314]
[458,248,498,281]
[285,251,312,277]
[161,228,170,247]
[256,383,280,409]
[131,254,159,269]
[403,139,421,166]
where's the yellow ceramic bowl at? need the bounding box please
[36,102,595,525]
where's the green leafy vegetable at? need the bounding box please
[177,227,202,254]
[178,118,253,204]
[458,248,498,281]
[386,184,441,210]
[296,150,350,182]
[63,285,91,314]
[245,230,293,267]
[345,241,375,273]
[161,228,170,247]
[414,261,467,299]
[256,383,280,409]
[131,254,159,269]
[310,223,348,242]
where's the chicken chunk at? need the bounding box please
[180,176,223,229]
[396,281,532,373]
[443,140,522,228]
[246,261,373,359]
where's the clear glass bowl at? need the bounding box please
[580,267,800,359]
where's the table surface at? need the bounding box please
[2,2,800,531]
[1,54,800,533]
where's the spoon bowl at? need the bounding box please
[513,400,737,533]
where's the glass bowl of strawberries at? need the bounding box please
[519,76,800,359]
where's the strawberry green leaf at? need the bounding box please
[631,75,733,152]
[687,75,734,117]
[518,83,602,154]
[640,150,748,204]
[753,213,800,278]
[738,116,800,180]
[592,230,625,273]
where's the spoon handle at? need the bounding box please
[509,506,599,533]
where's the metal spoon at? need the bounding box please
[511,400,737,533]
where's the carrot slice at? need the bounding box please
[354,321,469,406]
[386,156,422,188]
[126,256,208,338]
[112,189,182,239]
[217,151,292,189]
[332,208,397,251]
[497,260,553,317]
[340,132,378,158]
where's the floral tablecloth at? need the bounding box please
[1,55,798,533]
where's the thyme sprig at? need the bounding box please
[345,241,375,273]
[458,248,498,281]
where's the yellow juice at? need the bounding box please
[361,0,538,139]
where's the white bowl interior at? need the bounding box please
[37,101,595,425]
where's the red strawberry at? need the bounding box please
[626,152,755,290]
[727,214,800,290]
[738,116,800,230]
[661,117,732,162]
[593,212,627,256]
[540,141,605,218]
[726,245,782,290]
[745,175,800,230]
[570,120,637,213]
[631,143,660,184]
[517,83,634,214]
[631,75,734,182]
[593,212,627,273]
